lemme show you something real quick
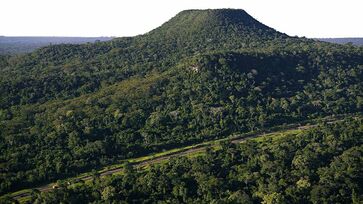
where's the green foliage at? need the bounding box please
[0,9,363,196]
[29,119,363,203]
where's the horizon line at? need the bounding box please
[1,35,363,39]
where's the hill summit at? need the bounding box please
[1,9,363,199]
[147,9,287,42]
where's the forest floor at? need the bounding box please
[6,114,354,202]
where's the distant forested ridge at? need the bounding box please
[317,38,363,46]
[0,36,113,54]
[0,9,363,199]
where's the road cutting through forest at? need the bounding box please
[11,115,348,201]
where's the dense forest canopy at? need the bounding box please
[18,119,363,203]
[0,9,362,202]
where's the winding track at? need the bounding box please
[12,119,344,200]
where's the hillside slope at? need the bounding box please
[0,9,363,195]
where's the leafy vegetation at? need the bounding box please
[4,118,360,203]
[0,9,363,200]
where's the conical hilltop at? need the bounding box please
[145,9,288,48]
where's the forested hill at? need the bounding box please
[0,9,363,197]
[146,9,288,44]
[0,36,113,55]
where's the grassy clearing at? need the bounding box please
[185,149,208,159]
[9,189,31,197]
[17,196,31,203]
[251,129,302,143]
[0,189,33,203]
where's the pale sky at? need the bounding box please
[1,0,362,38]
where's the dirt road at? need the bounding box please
[10,122,326,200]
